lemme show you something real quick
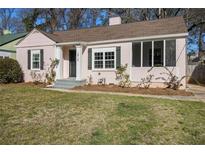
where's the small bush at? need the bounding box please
[0,58,24,83]
[137,74,154,89]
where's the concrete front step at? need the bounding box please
[53,78,86,89]
[53,84,77,89]
[55,79,85,84]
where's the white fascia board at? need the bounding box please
[87,33,188,45]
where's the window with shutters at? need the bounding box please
[93,47,116,70]
[31,50,40,70]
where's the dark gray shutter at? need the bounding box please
[28,50,31,70]
[116,46,121,68]
[88,48,92,70]
[40,49,44,70]
[132,42,141,67]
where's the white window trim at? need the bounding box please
[92,47,116,71]
[141,41,143,67]
[31,50,41,71]
[132,39,176,68]
[163,40,166,66]
[152,41,154,67]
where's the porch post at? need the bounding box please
[76,45,83,81]
[55,46,63,80]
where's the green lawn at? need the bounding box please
[0,84,205,144]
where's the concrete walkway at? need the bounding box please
[186,84,205,102]
[44,85,205,103]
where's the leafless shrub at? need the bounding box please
[137,74,154,89]
[30,71,44,84]
[156,67,186,90]
[116,64,131,88]
[87,74,93,86]
[45,58,59,85]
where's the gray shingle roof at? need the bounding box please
[43,16,187,43]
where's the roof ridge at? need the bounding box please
[26,16,186,44]
[52,16,184,34]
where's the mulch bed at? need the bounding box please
[73,85,193,96]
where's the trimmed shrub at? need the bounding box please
[0,58,24,83]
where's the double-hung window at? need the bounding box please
[94,52,103,69]
[93,47,116,70]
[105,52,115,68]
[31,50,40,70]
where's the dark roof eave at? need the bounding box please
[0,49,16,53]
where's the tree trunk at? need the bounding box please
[198,26,203,52]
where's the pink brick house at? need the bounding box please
[16,16,188,89]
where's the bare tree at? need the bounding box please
[88,9,101,27]
[58,8,69,30]
[40,8,69,33]
[1,8,204,53]
[106,9,139,23]
[0,9,15,33]
[21,8,43,32]
[68,8,87,29]
[42,9,59,33]
[185,9,205,55]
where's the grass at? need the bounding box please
[73,85,193,96]
[0,84,205,144]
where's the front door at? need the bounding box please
[69,49,76,77]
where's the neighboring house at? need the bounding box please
[199,51,205,63]
[0,33,27,59]
[16,16,188,89]
[188,51,205,65]
[187,51,199,65]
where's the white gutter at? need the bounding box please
[87,33,188,45]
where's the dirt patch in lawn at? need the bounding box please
[73,85,193,96]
